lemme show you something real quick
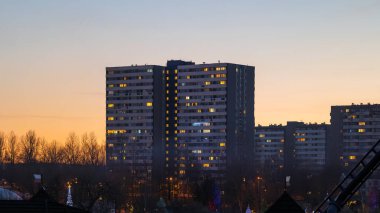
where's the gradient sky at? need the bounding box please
[0,0,380,143]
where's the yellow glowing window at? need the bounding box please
[216,67,221,71]
[108,103,114,108]
[166,77,169,80]
[266,139,272,143]
[107,117,114,121]
[220,142,226,147]
[175,69,178,74]
[358,128,365,133]
[221,67,226,70]
[166,70,169,74]
[179,170,185,174]
[197,109,202,113]
[298,138,306,142]
[108,143,114,148]
[166,90,169,94]
[174,76,178,80]
[204,68,208,71]
[186,96,190,100]
[166,97,169,101]
[220,81,226,85]
[166,151,169,154]
[166,83,169,87]
[179,130,186,133]
[123,77,128,80]
[204,81,211,85]
[349,155,356,160]
[203,163,210,168]
[165,131,169,134]
[108,84,114,88]
[174,117,177,120]
[209,157,214,160]
[174,123,177,127]
[209,108,215,112]
[119,83,127,87]
[165,124,169,127]
[146,102,153,107]
[203,129,211,133]
[166,137,169,141]
[345,109,350,112]
[175,97,178,100]
[351,115,357,119]
[211,74,214,78]
[175,83,178,86]
[186,76,190,79]
[258,134,265,138]
[166,117,169,121]
[358,122,366,126]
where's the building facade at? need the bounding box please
[106,61,255,199]
[105,65,166,184]
[254,125,285,171]
[173,63,255,183]
[331,104,380,169]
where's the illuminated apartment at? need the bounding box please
[254,125,285,171]
[173,62,255,183]
[106,65,165,183]
[331,104,380,169]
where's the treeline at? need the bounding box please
[0,130,105,165]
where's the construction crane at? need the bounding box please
[315,139,380,213]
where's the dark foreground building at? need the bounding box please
[0,188,87,213]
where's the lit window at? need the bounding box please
[186,76,190,79]
[204,68,208,71]
[258,134,265,138]
[107,103,114,108]
[298,138,306,142]
[358,128,365,133]
[204,81,211,85]
[209,108,215,112]
[266,139,272,143]
[345,109,350,112]
[119,83,127,87]
[220,81,226,85]
[108,144,114,148]
[108,84,114,88]
[221,67,226,70]
[349,155,356,160]
[209,157,214,160]
[175,69,178,74]
[358,122,366,126]
[107,117,114,121]
[220,142,226,147]
[197,109,202,113]
[166,77,169,80]
[146,102,153,107]
[203,129,211,133]
[203,163,210,168]
[186,96,190,100]
[179,170,185,175]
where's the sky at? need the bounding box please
[0,0,380,143]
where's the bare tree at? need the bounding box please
[6,131,18,164]
[81,132,102,165]
[46,140,63,164]
[64,132,81,164]
[0,132,5,164]
[20,130,40,164]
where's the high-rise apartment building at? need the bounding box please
[106,61,255,198]
[331,104,380,169]
[254,125,285,171]
[172,62,255,183]
[106,65,166,184]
